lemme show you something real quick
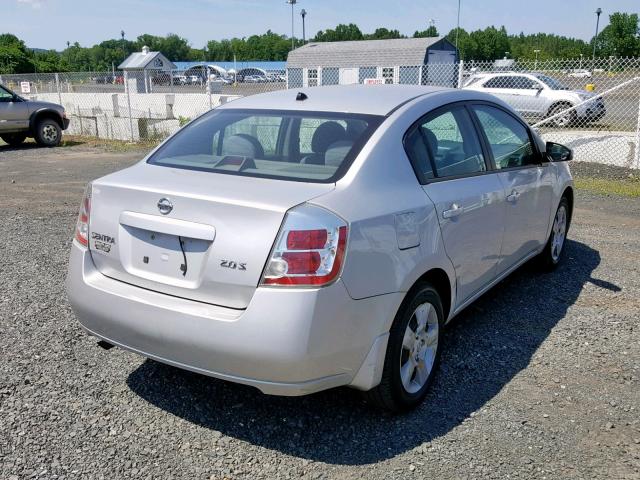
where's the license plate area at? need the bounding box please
[119,224,212,288]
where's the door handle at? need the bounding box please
[506,189,520,202]
[442,203,464,219]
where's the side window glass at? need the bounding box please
[485,76,512,89]
[404,127,435,182]
[404,106,486,181]
[473,105,536,169]
[0,86,14,102]
[513,76,535,89]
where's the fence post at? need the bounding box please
[635,92,640,169]
[55,73,62,105]
[125,71,135,142]
[457,59,464,88]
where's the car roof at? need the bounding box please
[218,84,449,116]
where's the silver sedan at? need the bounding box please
[66,85,574,411]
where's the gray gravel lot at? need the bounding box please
[1,143,639,479]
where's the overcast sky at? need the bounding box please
[8,0,639,51]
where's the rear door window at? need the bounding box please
[405,105,487,181]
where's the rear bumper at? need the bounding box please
[66,241,401,395]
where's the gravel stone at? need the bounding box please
[1,144,639,479]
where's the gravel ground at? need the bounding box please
[1,143,639,479]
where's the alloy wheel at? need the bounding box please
[551,205,567,262]
[399,302,439,394]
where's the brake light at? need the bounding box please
[261,205,348,287]
[74,183,91,246]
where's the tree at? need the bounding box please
[365,28,405,40]
[413,25,439,38]
[313,23,364,42]
[597,12,640,57]
[0,34,34,73]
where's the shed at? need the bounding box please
[118,46,176,93]
[286,37,458,88]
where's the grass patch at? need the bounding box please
[574,177,640,198]
[1,135,158,153]
[60,135,158,153]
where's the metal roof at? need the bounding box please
[118,50,176,70]
[218,84,450,116]
[286,37,452,69]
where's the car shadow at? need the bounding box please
[126,239,618,465]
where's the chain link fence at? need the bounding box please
[2,57,639,168]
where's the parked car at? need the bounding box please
[0,83,69,147]
[567,69,592,78]
[95,74,124,85]
[463,72,605,127]
[244,75,268,83]
[66,85,574,411]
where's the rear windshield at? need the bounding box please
[148,109,383,183]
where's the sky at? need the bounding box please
[6,0,639,51]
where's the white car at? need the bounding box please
[567,69,592,79]
[66,85,574,411]
[463,72,605,127]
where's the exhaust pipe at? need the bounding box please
[97,340,114,350]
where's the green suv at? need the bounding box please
[0,83,70,147]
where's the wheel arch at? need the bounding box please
[546,100,574,117]
[406,267,453,323]
[29,108,63,133]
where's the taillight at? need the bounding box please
[74,183,91,246]
[261,204,348,287]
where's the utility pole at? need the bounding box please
[286,0,297,50]
[592,8,602,60]
[534,49,540,69]
[121,30,126,62]
[455,0,461,50]
[301,9,307,44]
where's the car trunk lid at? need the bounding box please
[88,163,334,309]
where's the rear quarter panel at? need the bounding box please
[311,93,491,327]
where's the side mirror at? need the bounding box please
[546,141,573,162]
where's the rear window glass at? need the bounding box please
[148,109,382,183]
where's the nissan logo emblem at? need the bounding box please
[157,198,173,215]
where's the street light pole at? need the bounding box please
[286,0,297,50]
[121,30,126,62]
[592,8,602,60]
[301,9,307,44]
[534,49,540,69]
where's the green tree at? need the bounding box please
[413,25,439,38]
[365,28,405,40]
[313,23,364,42]
[597,12,640,57]
[0,33,34,73]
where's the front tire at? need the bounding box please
[34,119,62,147]
[365,283,444,412]
[536,197,570,271]
[548,103,576,128]
[1,133,27,147]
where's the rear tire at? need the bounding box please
[1,133,27,147]
[365,282,444,412]
[536,197,570,271]
[34,118,62,147]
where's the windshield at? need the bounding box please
[148,109,383,183]
[533,74,568,90]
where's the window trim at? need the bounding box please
[467,100,545,172]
